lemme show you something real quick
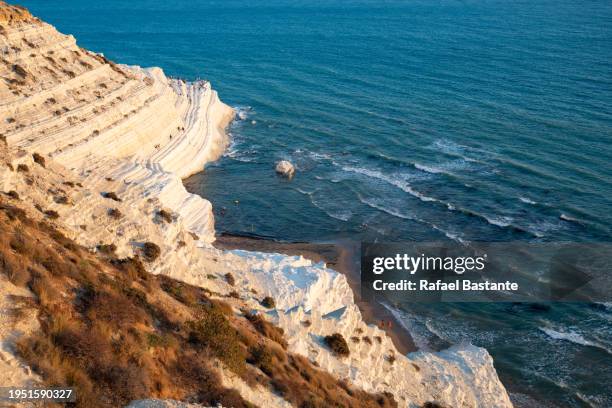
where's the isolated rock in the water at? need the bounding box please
[275,160,295,178]
[238,111,248,120]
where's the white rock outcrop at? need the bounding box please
[275,160,295,178]
[0,3,513,407]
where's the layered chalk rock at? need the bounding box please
[0,2,513,407]
[0,6,233,243]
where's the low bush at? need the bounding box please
[324,333,350,357]
[108,208,122,219]
[53,195,69,205]
[17,163,29,172]
[260,296,276,309]
[44,210,59,219]
[247,344,274,375]
[32,153,45,168]
[142,242,161,262]
[102,191,121,202]
[244,311,287,349]
[97,243,117,254]
[188,307,246,375]
[224,272,235,286]
[157,209,173,223]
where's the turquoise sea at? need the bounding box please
[19,0,612,406]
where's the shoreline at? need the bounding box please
[213,232,417,355]
[0,3,516,404]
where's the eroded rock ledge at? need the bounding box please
[0,2,513,407]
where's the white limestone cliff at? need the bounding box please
[0,3,513,407]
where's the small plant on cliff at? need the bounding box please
[324,333,350,357]
[247,344,274,376]
[422,403,446,408]
[44,210,59,219]
[243,310,287,349]
[260,296,276,309]
[102,191,121,202]
[53,195,69,205]
[157,209,173,223]
[188,307,246,375]
[6,190,19,200]
[17,164,29,172]
[224,272,235,286]
[108,208,122,219]
[142,242,161,262]
[32,153,45,168]
[96,243,117,255]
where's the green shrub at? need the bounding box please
[248,344,274,376]
[324,333,350,357]
[157,209,173,223]
[224,272,235,286]
[142,242,160,262]
[260,296,275,309]
[97,243,117,254]
[32,153,45,168]
[102,192,121,202]
[188,307,246,374]
[44,210,59,219]
[108,208,122,219]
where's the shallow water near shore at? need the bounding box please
[19,0,612,406]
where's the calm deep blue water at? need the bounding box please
[20,0,612,406]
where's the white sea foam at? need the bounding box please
[309,194,353,221]
[340,164,439,203]
[358,196,414,220]
[414,162,447,174]
[234,105,253,121]
[560,213,583,224]
[413,159,473,176]
[482,215,513,228]
[358,195,465,242]
[519,196,537,205]
[539,327,612,355]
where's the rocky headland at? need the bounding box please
[0,2,512,407]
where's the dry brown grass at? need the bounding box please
[243,310,288,349]
[0,2,35,25]
[0,197,398,408]
[0,198,255,408]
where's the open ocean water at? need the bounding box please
[20,0,612,406]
